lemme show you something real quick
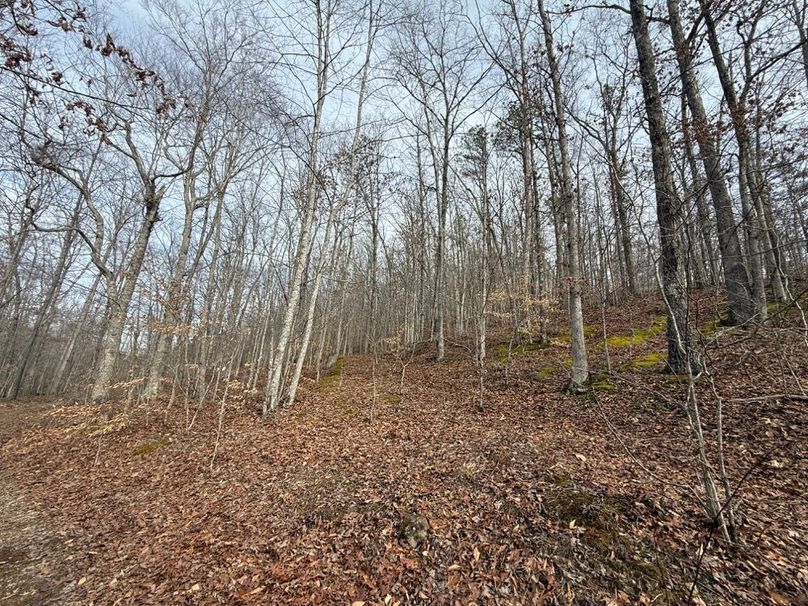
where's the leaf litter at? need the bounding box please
[1,290,806,605]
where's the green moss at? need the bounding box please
[698,312,732,335]
[338,402,357,417]
[590,373,617,393]
[762,298,808,329]
[629,351,664,369]
[317,356,345,389]
[605,334,635,347]
[542,481,683,600]
[381,393,402,404]
[133,437,168,456]
[606,315,667,348]
[542,483,626,531]
[766,300,806,323]
[493,340,549,362]
[551,325,596,346]
[534,365,556,380]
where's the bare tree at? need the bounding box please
[628,0,697,373]
[537,0,588,391]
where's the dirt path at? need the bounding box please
[0,402,73,605]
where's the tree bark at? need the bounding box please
[537,0,588,390]
[667,0,757,323]
[630,0,697,373]
[92,185,163,400]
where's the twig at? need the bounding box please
[591,389,694,493]
[728,393,808,403]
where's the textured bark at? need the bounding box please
[667,0,756,323]
[92,186,163,401]
[630,0,696,373]
[795,0,808,88]
[537,0,588,390]
[699,0,772,314]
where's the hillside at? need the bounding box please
[1,292,806,605]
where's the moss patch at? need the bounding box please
[590,373,617,393]
[542,480,682,600]
[335,400,358,417]
[551,325,595,345]
[317,356,345,389]
[133,436,169,456]
[542,481,626,532]
[606,315,666,348]
[765,300,808,323]
[494,340,549,362]
[533,365,556,380]
[698,312,732,335]
[628,351,664,369]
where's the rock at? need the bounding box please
[397,513,429,549]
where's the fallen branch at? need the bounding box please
[728,393,808,403]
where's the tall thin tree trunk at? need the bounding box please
[630,0,696,373]
[7,199,80,398]
[92,187,163,401]
[538,0,588,390]
[699,0,771,316]
[668,0,757,323]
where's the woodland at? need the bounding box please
[0,0,807,604]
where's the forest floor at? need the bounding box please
[1,290,807,606]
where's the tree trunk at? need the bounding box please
[537,0,588,390]
[667,0,757,323]
[699,0,771,315]
[92,186,163,401]
[7,199,80,398]
[630,0,696,373]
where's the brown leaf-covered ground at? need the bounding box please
[1,291,807,605]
